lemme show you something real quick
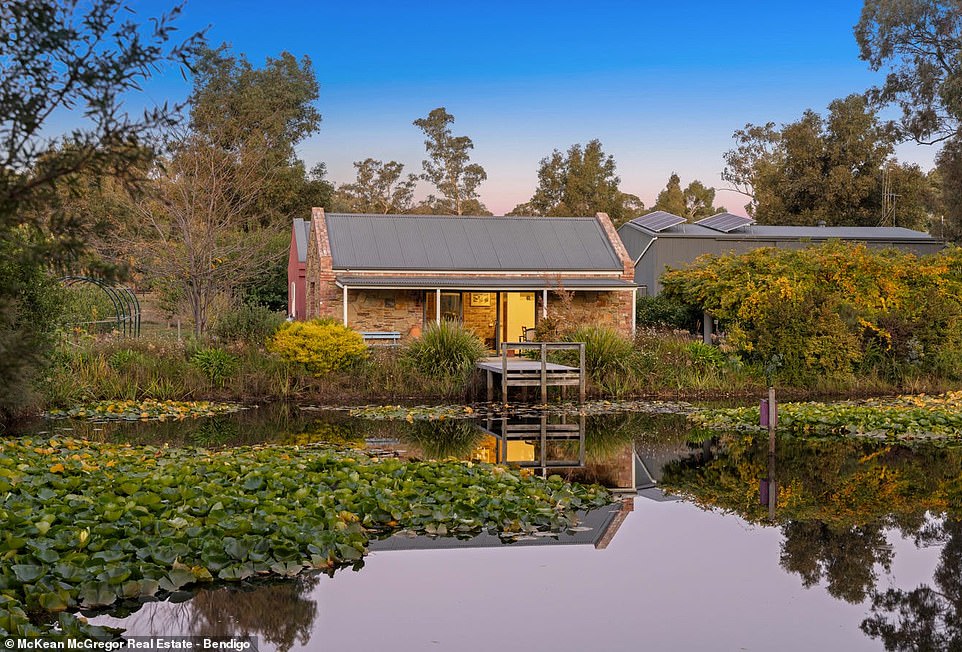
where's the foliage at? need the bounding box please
[333,158,417,214]
[402,320,486,382]
[651,173,725,221]
[190,347,240,387]
[0,436,611,637]
[856,0,962,145]
[212,304,285,346]
[691,392,962,439]
[635,294,700,330]
[269,320,368,375]
[936,137,962,242]
[188,45,330,226]
[134,44,326,337]
[721,94,931,227]
[661,241,962,385]
[46,399,242,421]
[413,108,487,215]
[508,139,644,227]
[565,325,640,397]
[0,233,72,418]
[350,404,478,421]
[0,0,201,423]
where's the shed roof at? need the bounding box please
[621,218,938,243]
[292,218,310,263]
[325,213,624,272]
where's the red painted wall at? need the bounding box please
[287,228,306,320]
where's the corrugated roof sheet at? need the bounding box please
[325,213,623,271]
[293,218,310,263]
[335,275,635,290]
[622,220,938,241]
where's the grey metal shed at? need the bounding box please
[618,213,945,295]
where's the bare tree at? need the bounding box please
[137,132,282,336]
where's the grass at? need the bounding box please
[18,325,962,424]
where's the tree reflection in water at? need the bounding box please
[780,520,893,604]
[186,576,321,652]
[658,430,962,646]
[861,517,962,651]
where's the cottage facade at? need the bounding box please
[299,208,637,345]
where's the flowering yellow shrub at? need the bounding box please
[661,242,962,385]
[268,320,368,374]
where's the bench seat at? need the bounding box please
[361,331,401,345]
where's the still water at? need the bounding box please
[29,405,962,651]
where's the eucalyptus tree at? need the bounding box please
[335,158,417,214]
[413,107,487,215]
[510,139,644,226]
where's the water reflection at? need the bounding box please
[37,405,962,649]
[98,576,318,652]
[861,517,962,651]
[659,430,962,648]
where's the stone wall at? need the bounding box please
[345,289,422,336]
[462,293,498,346]
[543,290,634,336]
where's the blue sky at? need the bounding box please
[128,0,934,215]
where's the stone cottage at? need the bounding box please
[297,208,637,346]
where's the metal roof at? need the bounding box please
[292,218,310,263]
[325,213,624,272]
[369,503,624,551]
[621,220,938,242]
[335,274,635,290]
[695,212,756,233]
[630,211,686,233]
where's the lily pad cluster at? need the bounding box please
[691,392,962,439]
[0,436,610,639]
[346,399,693,422]
[46,399,243,422]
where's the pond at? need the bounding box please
[16,404,962,651]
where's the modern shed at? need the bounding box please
[618,211,944,296]
[299,208,637,345]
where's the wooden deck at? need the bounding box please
[477,342,585,403]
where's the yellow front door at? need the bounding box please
[502,292,536,343]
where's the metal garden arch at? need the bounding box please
[60,276,141,336]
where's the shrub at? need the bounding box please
[212,304,285,346]
[636,294,700,330]
[190,347,239,387]
[269,320,368,375]
[568,324,636,376]
[661,242,962,387]
[403,320,486,380]
[565,324,641,396]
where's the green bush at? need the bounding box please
[212,304,285,346]
[636,294,700,330]
[403,320,486,380]
[565,324,640,396]
[269,320,368,375]
[190,347,239,387]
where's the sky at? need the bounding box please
[126,0,936,216]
